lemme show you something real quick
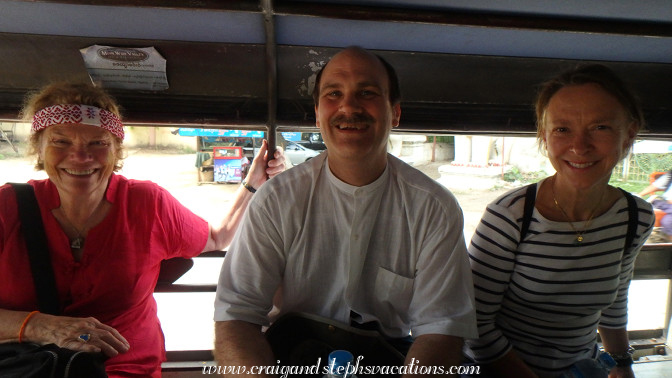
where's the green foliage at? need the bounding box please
[614,153,672,182]
[608,178,648,194]
[502,166,521,182]
[631,153,672,174]
[432,135,454,144]
[609,152,671,194]
[502,166,547,183]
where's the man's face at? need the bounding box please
[315,49,401,167]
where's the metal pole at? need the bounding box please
[261,0,277,168]
[501,137,505,180]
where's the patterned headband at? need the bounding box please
[32,104,125,140]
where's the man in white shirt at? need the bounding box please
[213,46,477,377]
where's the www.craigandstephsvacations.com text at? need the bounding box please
[202,357,481,376]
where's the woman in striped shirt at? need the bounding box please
[464,64,654,378]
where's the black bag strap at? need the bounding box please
[10,183,60,315]
[619,188,639,253]
[519,183,537,245]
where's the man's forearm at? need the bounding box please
[403,334,463,377]
[214,320,276,377]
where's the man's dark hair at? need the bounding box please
[311,48,401,107]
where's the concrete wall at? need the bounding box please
[2,122,30,140]
[124,126,195,150]
[392,135,455,164]
[453,135,552,174]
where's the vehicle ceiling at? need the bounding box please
[1,0,671,136]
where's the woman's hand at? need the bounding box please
[244,140,286,189]
[25,312,130,357]
[609,366,635,378]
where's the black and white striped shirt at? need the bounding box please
[464,180,654,377]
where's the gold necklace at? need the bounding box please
[551,181,605,244]
[58,202,104,249]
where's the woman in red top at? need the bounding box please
[0,82,285,377]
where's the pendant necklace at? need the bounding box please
[58,201,104,250]
[551,179,605,244]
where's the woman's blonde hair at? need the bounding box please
[535,64,645,158]
[22,82,125,171]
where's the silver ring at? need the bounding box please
[78,333,91,342]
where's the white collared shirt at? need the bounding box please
[214,152,477,339]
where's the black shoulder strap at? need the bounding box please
[519,183,537,245]
[619,188,638,253]
[10,183,60,315]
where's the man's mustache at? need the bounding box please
[329,113,375,127]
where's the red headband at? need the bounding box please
[32,104,124,140]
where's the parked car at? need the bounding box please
[285,141,321,166]
[296,140,327,151]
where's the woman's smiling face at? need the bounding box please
[543,83,636,191]
[39,123,117,196]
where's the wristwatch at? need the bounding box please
[241,180,257,193]
[608,346,635,367]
